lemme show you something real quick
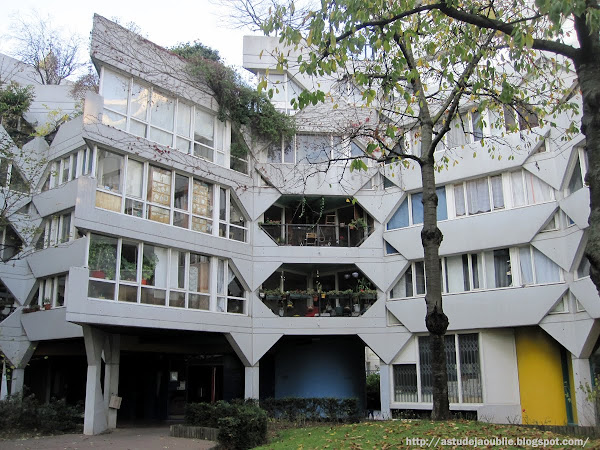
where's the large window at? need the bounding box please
[87,233,246,314]
[393,334,482,404]
[518,247,562,285]
[101,68,230,168]
[454,175,504,217]
[510,170,554,206]
[35,211,74,250]
[389,246,557,299]
[40,147,104,193]
[36,275,67,308]
[387,187,448,230]
[95,150,246,242]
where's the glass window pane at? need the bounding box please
[130,82,149,121]
[125,198,144,218]
[296,134,330,163]
[283,139,294,163]
[445,255,465,293]
[140,287,166,305]
[192,217,212,234]
[454,184,465,217]
[142,245,167,287]
[217,259,225,295]
[388,199,409,230]
[60,214,71,243]
[189,293,209,310]
[393,364,418,402]
[118,284,138,302]
[229,226,245,242]
[102,70,129,114]
[466,178,490,215]
[568,157,583,194]
[493,248,512,288]
[147,205,170,224]
[150,90,175,131]
[194,109,214,145]
[459,334,482,403]
[525,172,553,204]
[169,291,185,308]
[170,250,186,289]
[220,188,227,221]
[89,234,118,280]
[173,211,189,229]
[62,157,70,183]
[519,247,534,285]
[192,180,213,217]
[227,298,244,314]
[267,142,282,163]
[533,248,560,283]
[102,109,126,130]
[411,193,424,225]
[174,174,189,210]
[88,280,115,300]
[149,127,173,147]
[491,175,504,209]
[436,187,448,221]
[147,166,172,207]
[415,261,425,295]
[120,241,138,282]
[130,119,147,138]
[230,197,244,226]
[176,102,192,137]
[126,159,144,199]
[56,276,66,306]
[189,253,210,293]
[511,171,525,207]
[176,137,191,153]
[97,150,123,193]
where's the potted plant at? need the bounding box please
[23,304,40,313]
[88,240,117,279]
[43,298,52,310]
[141,252,159,284]
[349,217,367,230]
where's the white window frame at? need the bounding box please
[99,67,229,167]
[86,234,246,314]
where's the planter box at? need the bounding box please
[170,424,218,441]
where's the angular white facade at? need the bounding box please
[0,15,597,433]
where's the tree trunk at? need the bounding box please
[574,15,600,296]
[421,159,450,420]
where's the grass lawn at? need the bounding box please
[257,420,600,449]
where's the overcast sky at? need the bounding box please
[0,0,256,70]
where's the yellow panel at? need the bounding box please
[515,327,567,425]
[95,191,122,212]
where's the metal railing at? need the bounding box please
[260,223,371,247]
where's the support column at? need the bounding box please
[10,368,25,397]
[0,361,7,400]
[379,363,392,420]
[103,334,120,429]
[83,325,108,435]
[244,365,259,399]
[572,357,596,426]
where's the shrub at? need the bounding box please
[0,394,82,435]
[366,372,381,410]
[260,397,360,423]
[185,400,267,450]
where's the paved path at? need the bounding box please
[0,427,217,450]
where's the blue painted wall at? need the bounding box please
[273,336,365,409]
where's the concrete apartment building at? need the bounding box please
[0,14,597,434]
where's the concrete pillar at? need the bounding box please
[103,334,120,429]
[10,368,25,397]
[379,363,392,419]
[1,360,8,400]
[83,325,108,435]
[244,365,260,399]
[572,357,596,426]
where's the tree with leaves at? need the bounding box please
[240,0,576,419]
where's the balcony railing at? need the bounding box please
[259,291,377,317]
[260,223,371,247]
